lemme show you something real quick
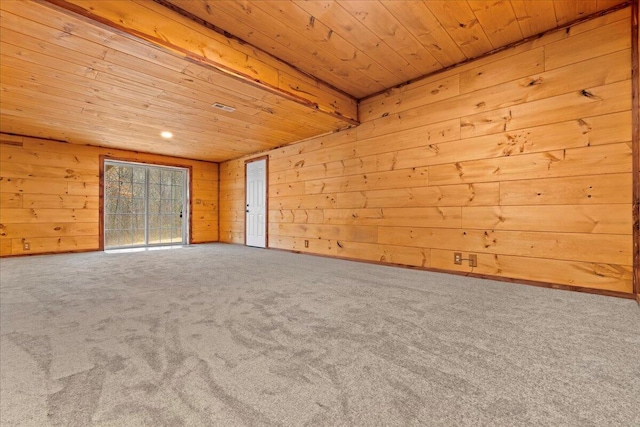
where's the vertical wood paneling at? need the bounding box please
[220,9,634,295]
[0,134,218,256]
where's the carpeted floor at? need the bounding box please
[0,243,638,426]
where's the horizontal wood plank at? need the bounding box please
[335,183,501,209]
[462,205,631,234]
[0,222,98,239]
[499,173,632,205]
[269,209,324,224]
[0,193,23,208]
[545,19,630,70]
[10,236,97,254]
[459,47,544,94]
[335,241,431,267]
[304,168,429,195]
[271,223,378,244]
[0,162,99,182]
[462,80,632,138]
[378,227,632,265]
[428,143,631,185]
[323,207,462,228]
[1,178,69,195]
[431,249,632,293]
[0,208,98,224]
[22,194,98,209]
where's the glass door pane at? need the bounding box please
[104,161,188,249]
[147,167,186,245]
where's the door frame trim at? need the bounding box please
[99,155,193,250]
[244,155,269,248]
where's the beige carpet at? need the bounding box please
[1,243,639,426]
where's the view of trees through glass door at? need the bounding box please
[104,161,188,249]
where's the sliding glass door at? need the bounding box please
[104,161,188,249]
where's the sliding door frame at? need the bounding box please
[99,155,193,250]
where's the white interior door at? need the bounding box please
[246,158,267,248]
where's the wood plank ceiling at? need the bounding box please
[169,0,628,98]
[0,0,628,161]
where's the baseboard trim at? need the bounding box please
[4,242,635,301]
[265,246,635,300]
[0,248,99,258]
[0,240,221,258]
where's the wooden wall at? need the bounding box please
[0,134,218,256]
[220,8,634,295]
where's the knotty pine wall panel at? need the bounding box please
[0,134,218,256]
[219,9,634,294]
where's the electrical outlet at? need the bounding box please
[454,252,462,264]
[304,240,309,248]
[469,254,477,267]
[23,242,30,251]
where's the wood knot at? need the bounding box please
[580,89,601,100]
[526,77,543,87]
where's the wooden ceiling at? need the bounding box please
[168,0,628,98]
[0,0,629,162]
[0,0,356,162]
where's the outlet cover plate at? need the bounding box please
[469,254,477,267]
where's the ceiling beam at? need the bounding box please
[39,0,359,125]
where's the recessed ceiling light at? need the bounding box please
[160,131,173,139]
[212,102,235,112]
